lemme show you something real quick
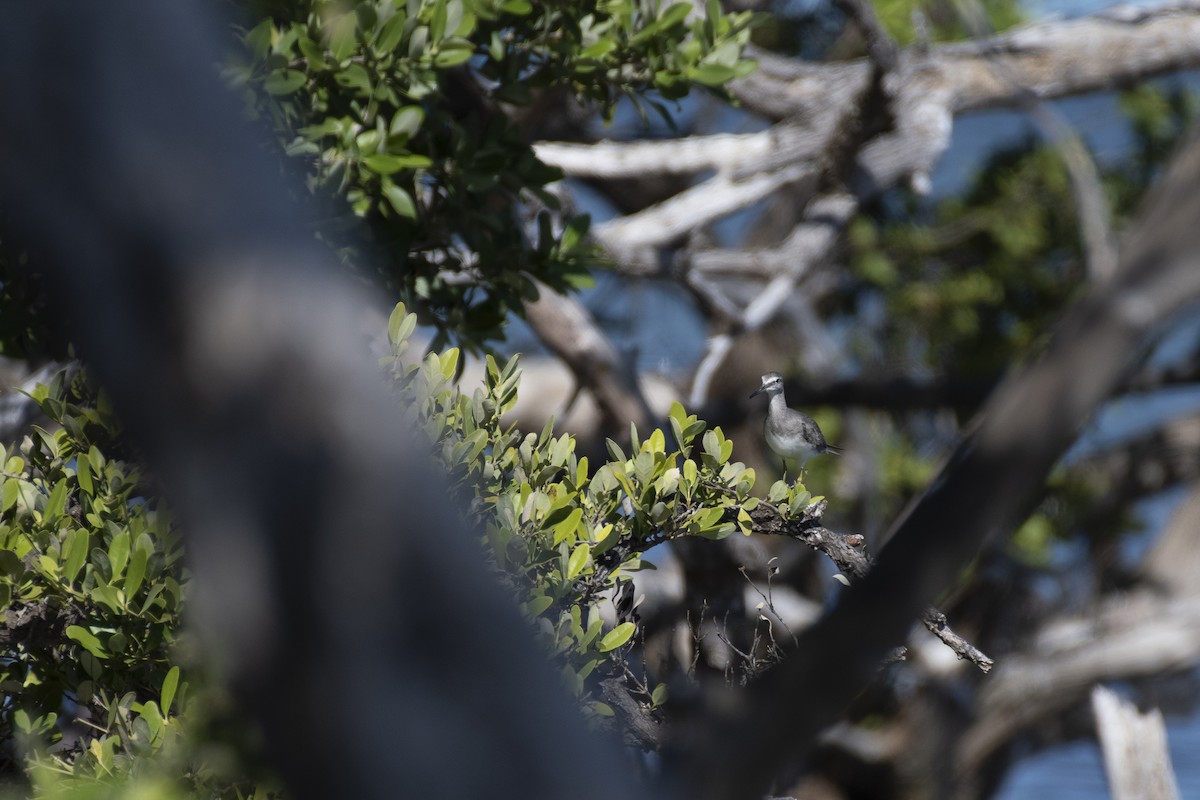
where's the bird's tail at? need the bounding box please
[825,444,843,455]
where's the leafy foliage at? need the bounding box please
[4,304,824,790]
[229,0,758,352]
[0,371,188,786]
[384,303,822,711]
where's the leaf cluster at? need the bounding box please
[229,0,758,352]
[385,302,820,715]
[0,371,188,784]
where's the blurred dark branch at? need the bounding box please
[0,5,644,800]
[670,126,1200,800]
[1071,409,1200,512]
[831,0,899,74]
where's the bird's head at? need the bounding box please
[750,371,785,399]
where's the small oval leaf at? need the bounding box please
[598,621,636,652]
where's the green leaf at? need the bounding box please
[108,530,130,581]
[363,153,432,174]
[388,303,408,343]
[297,35,327,67]
[553,507,583,545]
[44,480,68,521]
[377,12,408,52]
[75,458,93,497]
[390,105,425,138]
[433,41,474,67]
[327,12,359,62]
[66,625,108,659]
[263,69,307,95]
[525,595,553,616]
[90,584,123,615]
[788,490,812,516]
[659,2,693,29]
[63,529,89,584]
[566,543,589,579]
[737,507,753,536]
[334,63,372,93]
[598,621,636,652]
[125,546,149,599]
[439,348,460,380]
[381,181,417,218]
[244,19,273,57]
[588,701,615,717]
[2,479,18,512]
[695,506,725,531]
[87,445,105,476]
[692,63,736,86]
[161,666,181,716]
[560,214,590,252]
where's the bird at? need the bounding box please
[749,371,841,479]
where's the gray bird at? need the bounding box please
[750,371,841,477]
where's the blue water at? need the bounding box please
[996,695,1200,798]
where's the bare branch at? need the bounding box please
[735,2,1200,121]
[687,194,856,405]
[523,281,654,434]
[593,163,816,271]
[920,609,994,673]
[1093,686,1181,800]
[534,132,780,178]
[743,500,993,671]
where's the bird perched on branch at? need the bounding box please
[750,371,841,479]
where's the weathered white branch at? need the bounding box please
[536,2,1200,187]
[523,281,654,434]
[534,131,779,178]
[1093,686,1181,800]
[593,162,815,271]
[737,1,1200,120]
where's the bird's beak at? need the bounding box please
[749,386,763,399]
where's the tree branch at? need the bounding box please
[523,281,654,435]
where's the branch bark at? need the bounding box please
[523,282,654,435]
[1093,686,1181,800]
